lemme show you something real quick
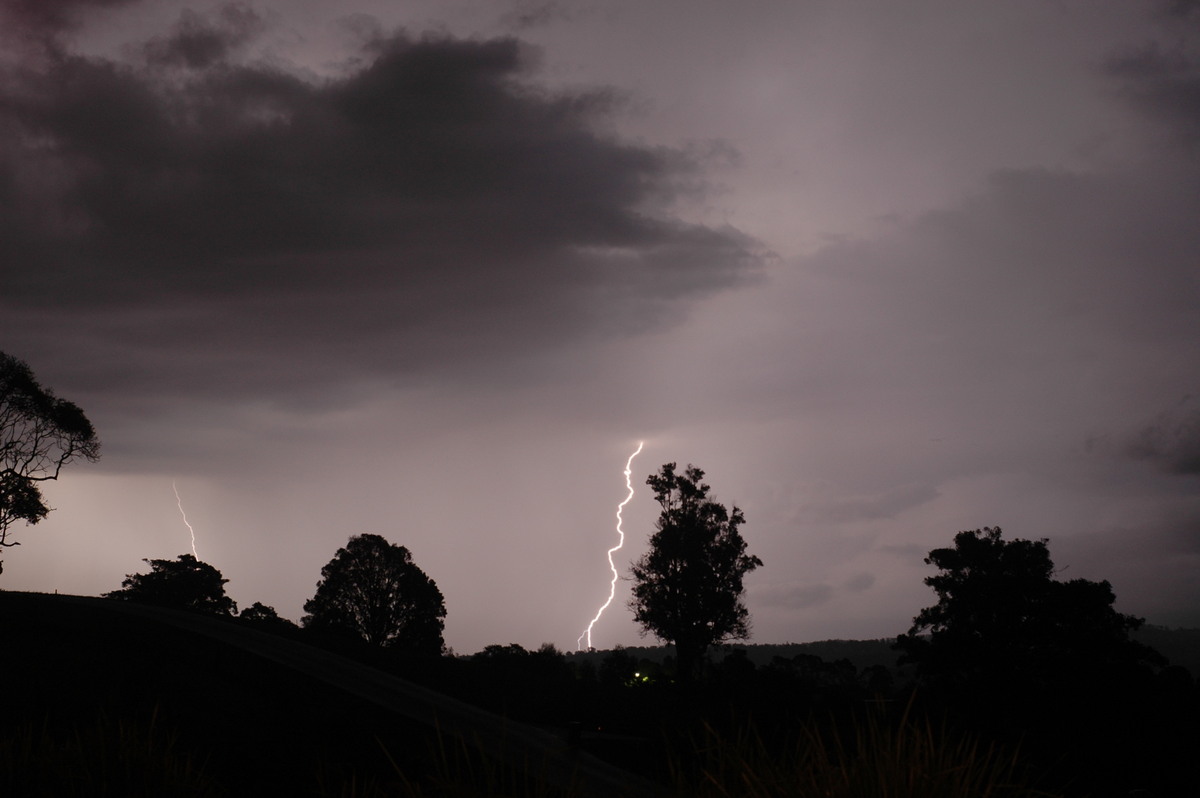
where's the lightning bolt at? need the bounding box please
[578,441,644,651]
[172,480,199,558]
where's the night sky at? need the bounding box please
[3,0,1198,655]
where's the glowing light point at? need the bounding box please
[172,480,199,558]
[578,441,644,651]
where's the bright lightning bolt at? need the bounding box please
[172,480,199,558]
[578,441,644,651]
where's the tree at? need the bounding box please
[895,527,1163,690]
[302,534,446,654]
[629,463,762,681]
[104,553,237,616]
[1,352,100,572]
[239,601,298,632]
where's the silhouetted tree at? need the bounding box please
[0,352,100,573]
[104,553,237,616]
[896,527,1163,692]
[303,534,445,654]
[629,463,762,681]
[239,601,298,632]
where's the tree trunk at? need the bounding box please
[674,638,706,683]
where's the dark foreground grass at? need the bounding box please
[668,706,1060,798]
[1,703,1061,797]
[1,709,582,798]
[0,709,219,798]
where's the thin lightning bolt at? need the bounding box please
[578,441,644,651]
[172,480,199,558]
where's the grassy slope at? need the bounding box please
[0,591,451,796]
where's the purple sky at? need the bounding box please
[3,0,1198,655]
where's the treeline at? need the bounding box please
[568,629,1200,680]
[566,638,903,672]
[103,535,448,657]
[92,527,1200,796]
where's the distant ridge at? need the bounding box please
[567,629,1200,676]
[565,639,899,672]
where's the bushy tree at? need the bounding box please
[629,463,762,681]
[239,601,298,632]
[896,527,1163,690]
[303,534,445,654]
[105,553,237,616]
[1,352,100,572]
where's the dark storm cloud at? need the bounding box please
[1126,400,1200,475]
[500,2,576,31]
[1161,0,1200,19]
[0,8,764,415]
[0,0,138,36]
[799,163,1200,388]
[141,3,266,69]
[1106,42,1200,145]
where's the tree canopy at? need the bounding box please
[0,352,100,572]
[896,527,1163,690]
[104,553,237,616]
[302,534,446,654]
[239,601,298,632]
[629,462,762,680]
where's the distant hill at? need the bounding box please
[568,628,1200,677]
[735,639,901,670]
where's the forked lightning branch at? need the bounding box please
[577,441,643,650]
[173,480,199,558]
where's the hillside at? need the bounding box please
[0,592,652,798]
